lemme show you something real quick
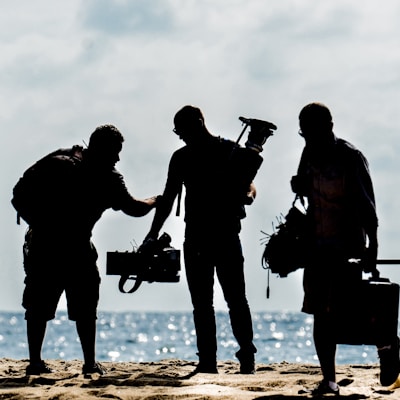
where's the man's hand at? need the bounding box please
[144,195,159,209]
[243,182,256,205]
[138,235,158,255]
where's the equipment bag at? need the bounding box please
[262,195,310,278]
[332,274,399,345]
[11,146,83,225]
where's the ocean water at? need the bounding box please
[0,310,389,365]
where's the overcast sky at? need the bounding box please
[2,0,400,314]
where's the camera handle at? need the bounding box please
[118,275,143,293]
[236,117,251,145]
[349,258,400,281]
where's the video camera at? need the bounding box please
[106,232,181,293]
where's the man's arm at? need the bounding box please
[145,153,183,240]
[120,196,158,217]
[145,194,176,240]
[355,151,379,272]
[364,228,378,273]
[110,170,158,217]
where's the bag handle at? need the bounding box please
[118,275,143,293]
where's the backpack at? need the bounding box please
[11,145,83,225]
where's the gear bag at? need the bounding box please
[262,195,310,278]
[332,270,399,345]
[11,145,83,225]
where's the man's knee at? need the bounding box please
[25,309,55,322]
[225,293,249,310]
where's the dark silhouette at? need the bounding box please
[291,102,400,395]
[142,105,274,374]
[12,125,157,376]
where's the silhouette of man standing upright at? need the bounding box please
[291,102,400,395]
[142,105,274,374]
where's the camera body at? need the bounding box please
[106,233,181,283]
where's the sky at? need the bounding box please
[2,0,400,314]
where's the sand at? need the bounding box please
[0,358,399,399]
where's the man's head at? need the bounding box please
[298,102,334,149]
[173,105,208,145]
[87,124,124,168]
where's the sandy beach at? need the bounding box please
[0,358,399,399]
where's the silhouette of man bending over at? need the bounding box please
[14,125,157,375]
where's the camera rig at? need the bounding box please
[237,116,277,146]
[106,232,181,294]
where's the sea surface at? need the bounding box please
[0,310,390,365]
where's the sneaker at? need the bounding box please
[378,337,400,386]
[240,361,255,374]
[82,362,107,375]
[311,380,340,396]
[235,350,255,374]
[193,362,218,374]
[26,361,54,375]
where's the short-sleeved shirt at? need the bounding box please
[28,146,136,244]
[297,136,378,257]
[162,136,263,239]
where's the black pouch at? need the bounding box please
[262,195,309,278]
